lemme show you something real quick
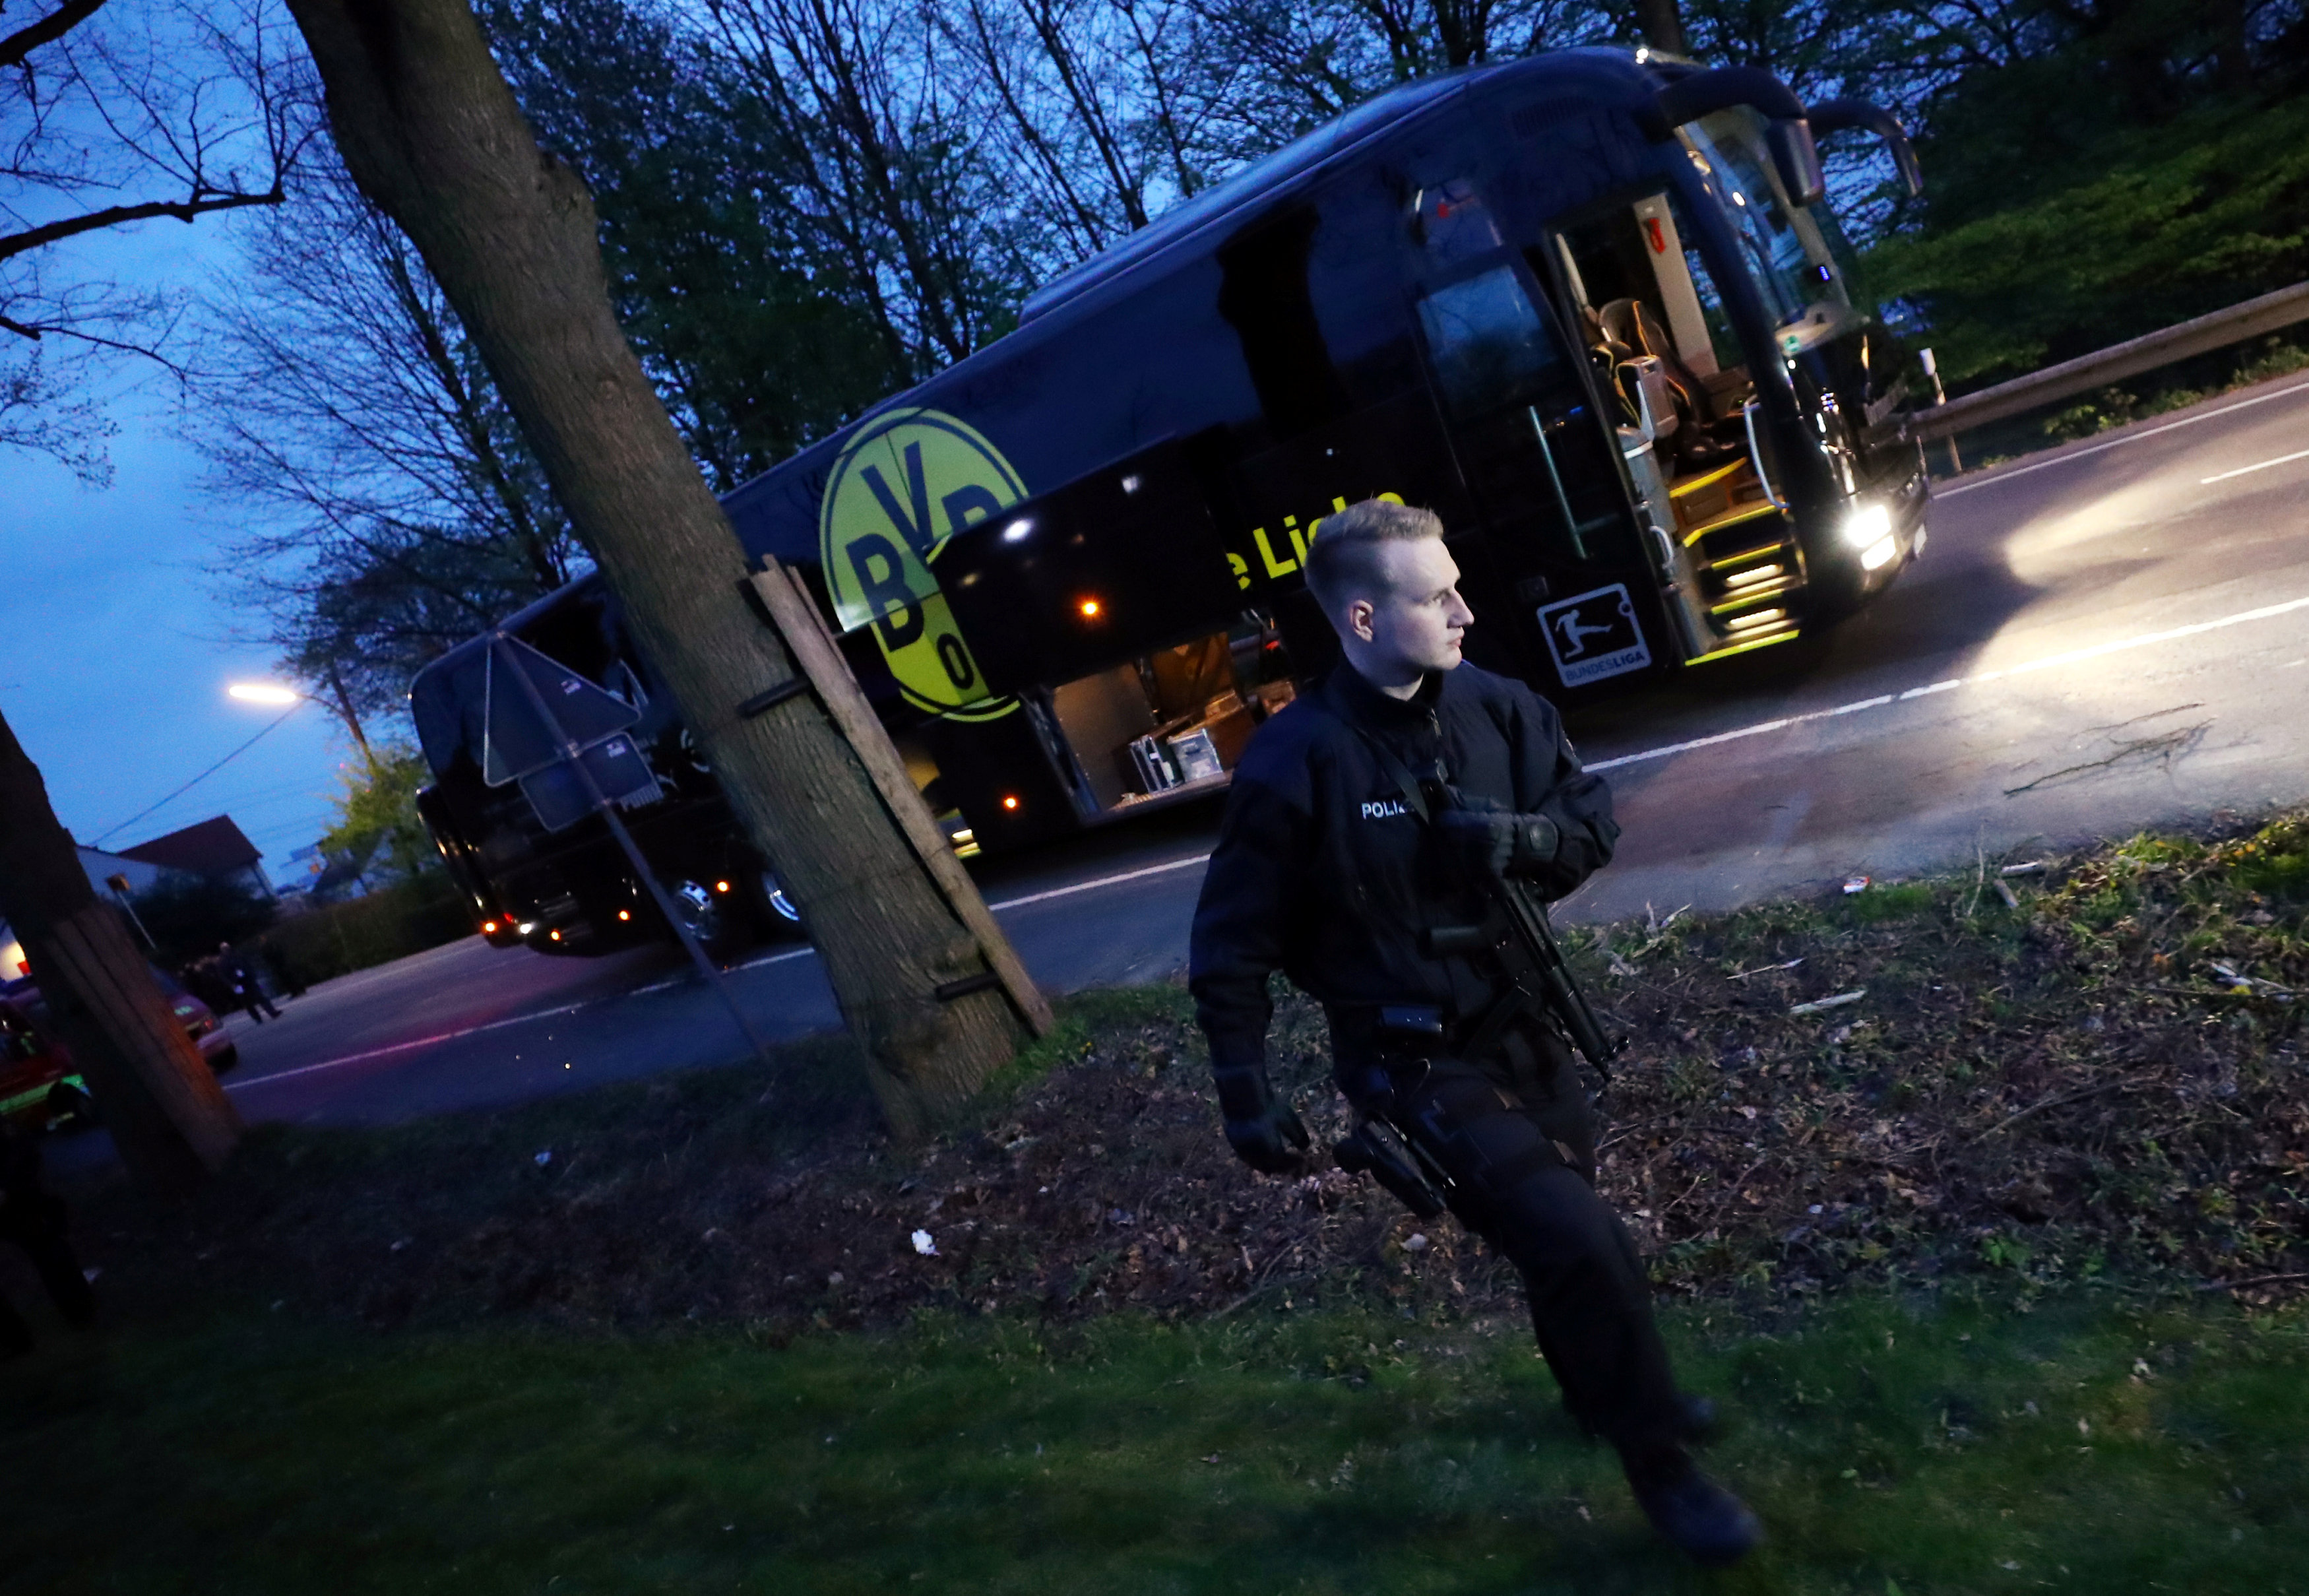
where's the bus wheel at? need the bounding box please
[743,868,806,943]
[667,878,746,963]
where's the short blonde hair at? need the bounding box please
[1303,499,1443,614]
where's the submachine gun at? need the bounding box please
[1331,750,1628,1220]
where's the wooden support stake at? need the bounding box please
[746,561,1054,1037]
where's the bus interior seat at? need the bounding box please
[1597,298,1743,473]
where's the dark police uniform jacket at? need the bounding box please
[1189,660,1618,1081]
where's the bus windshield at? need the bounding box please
[1680,109,1857,345]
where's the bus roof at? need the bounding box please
[1019,68,1486,325]
[1019,49,1664,326]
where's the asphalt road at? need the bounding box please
[193,371,2309,1132]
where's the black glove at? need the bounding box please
[1436,802,1559,882]
[1213,1062,1312,1176]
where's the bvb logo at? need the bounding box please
[819,407,1025,722]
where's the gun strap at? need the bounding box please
[1329,698,1608,1083]
[1331,710,1546,1063]
[1349,722,1436,825]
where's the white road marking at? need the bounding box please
[226,1001,590,1090]
[1589,591,2309,774]
[736,945,819,971]
[2202,446,2309,485]
[988,854,1212,911]
[1937,377,2309,498]
[241,857,1226,1084]
[247,579,2309,1085]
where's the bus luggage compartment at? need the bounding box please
[936,434,1296,824]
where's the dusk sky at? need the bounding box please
[3,216,363,887]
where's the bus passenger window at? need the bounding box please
[1218,208,1351,439]
[1416,265,1567,418]
[1410,179,1503,267]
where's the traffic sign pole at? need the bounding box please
[490,637,777,1071]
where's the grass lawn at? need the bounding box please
[5,1285,2306,1593]
[5,812,2306,1591]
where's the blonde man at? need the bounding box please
[1189,499,1757,1566]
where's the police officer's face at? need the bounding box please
[1343,537,1474,686]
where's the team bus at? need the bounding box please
[414,47,1930,955]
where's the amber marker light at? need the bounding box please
[1002,795,1021,811]
[714,879,732,893]
[1077,597,1102,620]
[482,920,499,935]
[617,909,631,922]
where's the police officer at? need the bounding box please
[1189,499,1759,1565]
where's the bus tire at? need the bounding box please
[666,879,748,964]
[741,868,807,945]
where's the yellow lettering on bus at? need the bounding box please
[1232,491,1410,591]
[1252,525,1298,578]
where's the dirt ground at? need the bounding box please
[49,812,2309,1339]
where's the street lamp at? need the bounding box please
[225,670,376,772]
[228,682,302,706]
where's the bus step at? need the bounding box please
[1680,500,1786,548]
[1707,571,1804,614]
[1701,540,1796,575]
[1666,459,1750,501]
[1707,603,1800,644]
[1688,624,1805,665]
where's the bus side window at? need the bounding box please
[1410,178,1503,267]
[1416,265,1569,418]
[1218,207,1352,441]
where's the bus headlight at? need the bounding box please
[1839,500,1892,551]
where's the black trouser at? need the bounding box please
[1341,1018,1685,1459]
[0,1188,95,1354]
[236,990,280,1023]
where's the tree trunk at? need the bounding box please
[282,0,1046,1140]
[0,705,241,1196]
[1635,0,1687,57]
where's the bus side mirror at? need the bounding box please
[1807,98,1924,200]
[1763,118,1825,208]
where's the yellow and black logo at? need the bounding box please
[818,408,1025,722]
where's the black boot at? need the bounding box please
[1626,1448,1761,1568]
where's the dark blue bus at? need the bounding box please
[414,48,1929,953]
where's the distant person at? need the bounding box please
[0,1118,96,1358]
[216,942,280,1024]
[181,957,230,1014]
[260,940,308,1001]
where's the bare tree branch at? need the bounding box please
[0,183,284,263]
[0,0,110,69]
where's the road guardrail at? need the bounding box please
[1910,280,2309,442]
